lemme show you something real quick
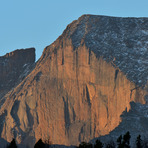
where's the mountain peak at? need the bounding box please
[0,15,148,148]
[0,47,35,99]
[56,15,148,86]
[3,47,35,60]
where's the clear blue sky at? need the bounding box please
[0,0,148,60]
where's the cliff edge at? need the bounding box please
[0,15,148,147]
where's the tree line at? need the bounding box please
[78,131,146,148]
[5,131,148,148]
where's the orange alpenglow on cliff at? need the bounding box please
[0,15,148,148]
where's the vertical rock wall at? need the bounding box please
[0,40,145,147]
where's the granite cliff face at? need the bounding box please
[0,15,148,147]
[0,48,35,99]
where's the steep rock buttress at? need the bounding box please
[0,15,148,147]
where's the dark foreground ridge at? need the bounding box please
[5,132,148,148]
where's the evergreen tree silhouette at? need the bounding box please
[117,135,123,148]
[34,139,45,148]
[136,135,142,148]
[7,139,17,148]
[123,131,131,148]
[94,139,103,148]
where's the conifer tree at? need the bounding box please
[7,139,17,148]
[123,131,131,148]
[34,139,45,148]
[136,135,142,148]
[117,135,123,148]
[94,139,103,148]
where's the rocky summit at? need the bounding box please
[0,15,148,148]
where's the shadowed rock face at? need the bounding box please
[0,48,35,99]
[92,102,148,147]
[0,15,148,147]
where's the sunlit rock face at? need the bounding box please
[0,15,148,147]
[0,48,35,99]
